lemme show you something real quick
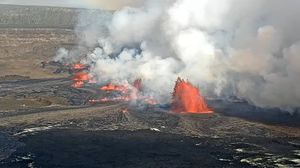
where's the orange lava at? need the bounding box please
[72,63,85,70]
[171,78,213,114]
[72,72,89,88]
[100,83,128,93]
[95,79,157,105]
[73,72,89,81]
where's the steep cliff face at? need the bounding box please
[0,5,81,29]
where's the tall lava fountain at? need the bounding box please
[172,78,212,114]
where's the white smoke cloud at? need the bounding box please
[54,48,69,63]
[56,0,300,109]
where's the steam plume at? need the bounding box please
[55,0,300,110]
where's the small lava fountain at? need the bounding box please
[72,72,90,88]
[171,78,213,114]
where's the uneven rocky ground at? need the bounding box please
[0,28,76,78]
[0,4,299,168]
[0,4,80,29]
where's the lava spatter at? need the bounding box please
[171,78,212,114]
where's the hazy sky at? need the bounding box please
[0,0,144,10]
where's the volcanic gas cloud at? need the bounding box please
[55,0,300,112]
[172,78,212,114]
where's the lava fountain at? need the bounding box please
[171,78,213,114]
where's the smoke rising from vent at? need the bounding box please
[55,0,300,110]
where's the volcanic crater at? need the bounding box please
[0,4,299,168]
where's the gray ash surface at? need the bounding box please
[1,129,300,168]
[0,132,23,161]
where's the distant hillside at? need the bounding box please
[0,5,83,29]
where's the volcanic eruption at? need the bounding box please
[171,78,212,114]
[53,0,300,112]
[69,61,211,113]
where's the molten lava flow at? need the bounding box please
[73,72,89,81]
[72,63,85,70]
[171,78,212,114]
[72,72,90,88]
[94,79,157,105]
[100,83,128,93]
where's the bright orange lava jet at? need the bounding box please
[171,78,213,114]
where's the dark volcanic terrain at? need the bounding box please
[0,4,299,168]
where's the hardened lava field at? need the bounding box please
[0,4,299,168]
